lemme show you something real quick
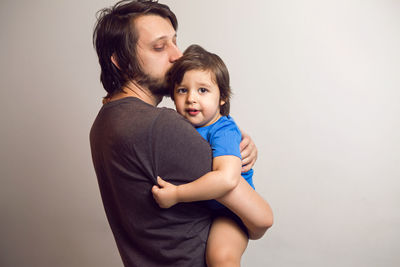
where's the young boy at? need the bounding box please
[152,44,259,267]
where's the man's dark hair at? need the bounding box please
[167,44,232,116]
[93,0,177,97]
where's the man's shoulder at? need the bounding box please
[155,107,184,121]
[152,108,212,185]
[153,107,201,137]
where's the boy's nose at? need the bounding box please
[186,91,197,103]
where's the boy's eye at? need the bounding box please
[176,88,187,94]
[199,88,208,93]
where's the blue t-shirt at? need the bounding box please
[196,116,255,209]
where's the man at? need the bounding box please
[90,1,272,266]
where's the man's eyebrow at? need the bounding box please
[152,33,177,43]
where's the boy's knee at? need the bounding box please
[207,247,240,267]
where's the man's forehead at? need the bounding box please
[135,14,176,43]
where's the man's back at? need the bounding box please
[90,97,212,267]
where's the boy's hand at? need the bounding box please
[240,132,258,172]
[152,176,179,208]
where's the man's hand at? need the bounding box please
[240,132,258,172]
[152,176,179,208]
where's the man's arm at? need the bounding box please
[240,132,258,172]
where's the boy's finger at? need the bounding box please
[152,185,159,194]
[157,176,167,186]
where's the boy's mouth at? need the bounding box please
[186,108,200,116]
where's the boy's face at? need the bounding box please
[135,15,182,94]
[174,69,225,127]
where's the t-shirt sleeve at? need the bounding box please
[209,119,242,159]
[151,108,212,185]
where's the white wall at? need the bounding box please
[1,0,399,266]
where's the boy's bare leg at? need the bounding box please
[206,217,249,267]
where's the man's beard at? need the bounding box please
[137,73,169,97]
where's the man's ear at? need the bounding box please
[111,53,121,70]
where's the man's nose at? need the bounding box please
[170,44,183,63]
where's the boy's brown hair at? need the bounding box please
[167,44,231,116]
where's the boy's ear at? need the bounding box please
[111,53,121,70]
[220,99,226,106]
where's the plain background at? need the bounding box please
[1,0,399,266]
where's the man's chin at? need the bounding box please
[149,84,169,97]
[138,76,169,97]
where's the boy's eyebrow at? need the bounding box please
[196,81,213,87]
[178,81,212,88]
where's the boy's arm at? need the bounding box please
[152,155,241,208]
[152,159,274,240]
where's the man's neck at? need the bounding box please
[110,81,163,106]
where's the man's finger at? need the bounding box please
[240,134,250,151]
[241,149,250,162]
[242,160,254,172]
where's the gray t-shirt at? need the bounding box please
[90,97,212,267]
